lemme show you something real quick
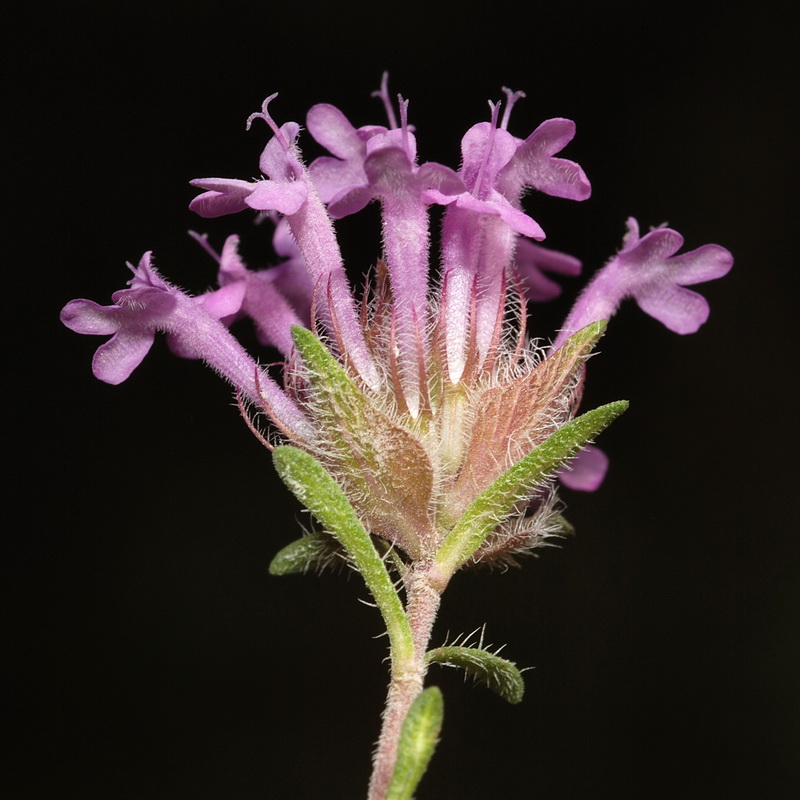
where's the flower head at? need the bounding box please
[63,79,731,575]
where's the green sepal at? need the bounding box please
[434,400,629,577]
[386,687,444,800]
[272,445,414,663]
[268,532,339,576]
[551,514,575,538]
[426,646,524,704]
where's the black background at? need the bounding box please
[9,1,798,798]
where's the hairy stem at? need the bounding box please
[367,566,442,800]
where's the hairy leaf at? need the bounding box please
[272,445,413,662]
[474,509,575,567]
[386,687,444,800]
[435,400,628,577]
[426,645,525,704]
[291,326,435,558]
[268,532,340,576]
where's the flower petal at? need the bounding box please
[189,178,255,218]
[558,445,609,491]
[669,244,734,285]
[306,104,363,159]
[60,299,121,336]
[500,118,591,201]
[258,121,301,178]
[636,283,710,334]
[245,179,308,215]
[92,330,156,384]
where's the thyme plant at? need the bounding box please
[61,75,731,799]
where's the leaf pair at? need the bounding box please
[272,325,627,585]
[384,643,524,800]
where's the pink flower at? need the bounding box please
[555,218,733,348]
[60,252,312,441]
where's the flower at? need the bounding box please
[60,252,240,382]
[307,97,465,417]
[555,217,733,348]
[431,94,591,384]
[60,251,312,441]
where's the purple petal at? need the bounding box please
[416,162,466,196]
[636,283,710,334]
[170,285,246,360]
[308,156,367,204]
[516,238,582,275]
[92,330,156,384]
[528,118,577,153]
[196,282,247,319]
[422,188,461,207]
[494,196,546,240]
[258,121,301,178]
[669,244,734,285]
[558,445,609,491]
[110,286,177,315]
[454,191,545,240]
[459,123,517,190]
[306,104,362,159]
[363,146,414,190]
[245,180,308,215]
[327,185,373,218]
[190,178,254,194]
[501,118,591,201]
[622,227,684,261]
[60,299,120,335]
[555,219,731,346]
[514,240,582,302]
[518,268,562,302]
[271,219,300,259]
[217,235,248,281]
[366,127,417,163]
[189,179,255,218]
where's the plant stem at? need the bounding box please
[367,566,442,800]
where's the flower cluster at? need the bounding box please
[62,78,731,574]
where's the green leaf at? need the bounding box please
[272,445,414,663]
[426,646,525,704]
[443,321,608,527]
[386,687,444,800]
[434,400,628,578]
[268,532,340,576]
[291,326,436,560]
